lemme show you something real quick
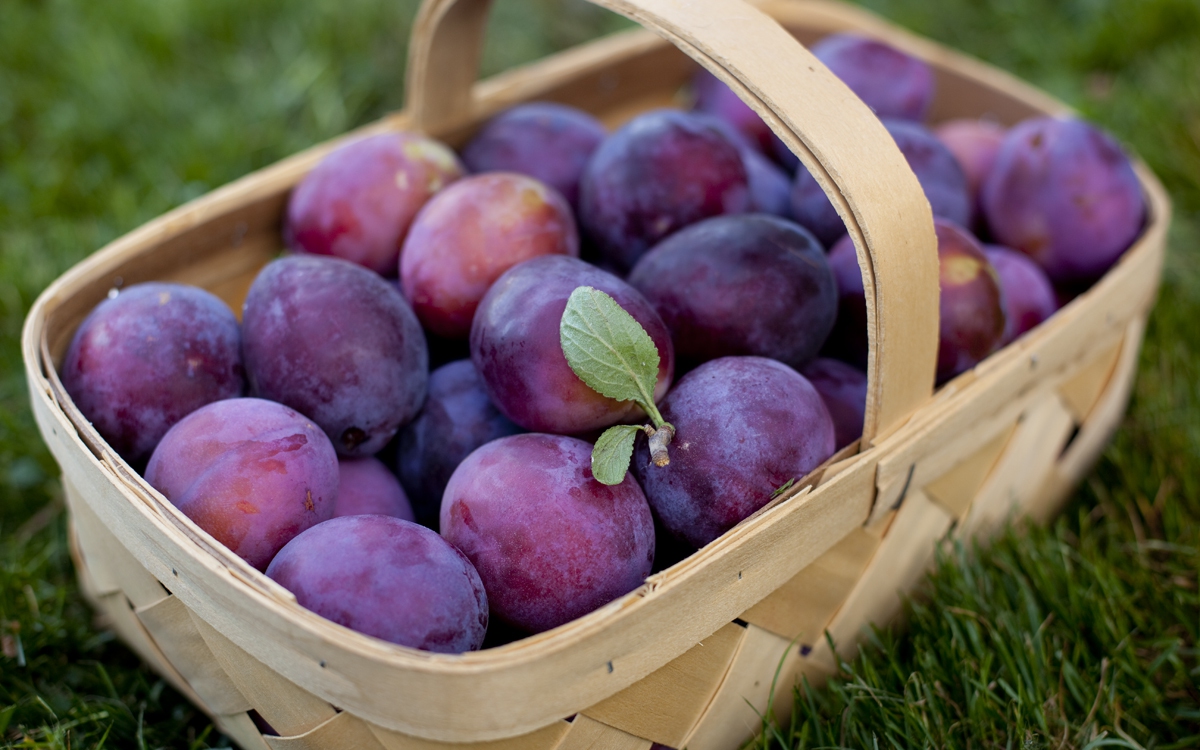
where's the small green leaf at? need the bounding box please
[591,424,643,485]
[771,478,797,499]
[560,286,660,408]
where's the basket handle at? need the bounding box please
[405,0,939,442]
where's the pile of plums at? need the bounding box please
[61,31,1145,655]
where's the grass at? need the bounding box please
[0,0,1197,747]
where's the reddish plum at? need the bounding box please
[285,132,463,275]
[267,515,488,652]
[242,255,428,457]
[982,116,1145,284]
[691,68,775,154]
[812,33,935,121]
[984,244,1057,345]
[471,255,674,434]
[935,119,1007,215]
[62,283,244,467]
[579,109,750,272]
[936,219,1006,382]
[334,457,414,521]
[393,360,522,528]
[633,357,834,549]
[145,398,337,570]
[441,434,654,633]
[460,103,606,210]
[627,214,836,369]
[801,358,867,449]
[821,235,869,369]
[400,173,579,338]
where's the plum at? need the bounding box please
[981,116,1145,284]
[691,68,775,155]
[934,118,1007,216]
[333,457,414,521]
[440,433,654,634]
[393,360,522,528]
[62,282,244,467]
[579,109,750,272]
[691,112,790,217]
[242,255,428,457]
[267,515,488,652]
[145,398,338,570]
[791,119,970,249]
[399,173,579,338]
[285,131,464,275]
[812,33,935,121]
[471,255,674,434]
[633,356,834,549]
[984,244,1057,345]
[801,358,867,450]
[460,102,606,210]
[821,235,869,369]
[936,219,1006,382]
[627,214,836,370]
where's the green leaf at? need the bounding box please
[591,424,643,485]
[771,478,797,499]
[560,286,660,408]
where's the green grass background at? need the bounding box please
[1,0,1196,747]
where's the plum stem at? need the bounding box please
[643,422,675,467]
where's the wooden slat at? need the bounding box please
[94,592,203,709]
[1058,337,1124,424]
[191,612,338,738]
[740,527,879,645]
[369,721,572,750]
[265,712,389,750]
[681,625,797,750]
[582,623,744,748]
[216,712,274,750]
[554,716,650,750]
[136,595,253,716]
[923,423,1016,520]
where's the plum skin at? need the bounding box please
[285,132,464,275]
[440,433,655,634]
[984,244,1057,345]
[578,109,750,272]
[981,116,1145,284]
[399,172,579,338]
[145,398,338,570]
[936,219,1006,382]
[267,515,488,653]
[633,356,835,549]
[822,235,869,370]
[61,282,244,467]
[242,255,429,457]
[801,358,868,450]
[393,359,522,529]
[461,102,606,210]
[334,457,414,521]
[627,214,836,370]
[812,33,935,122]
[470,255,674,435]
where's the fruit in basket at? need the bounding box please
[392,359,522,529]
[627,214,836,370]
[982,116,1145,284]
[801,358,868,450]
[984,244,1058,345]
[471,255,673,434]
[440,433,655,634]
[399,173,579,338]
[267,515,488,653]
[790,119,970,248]
[633,357,834,549]
[691,68,776,155]
[242,255,428,457]
[934,118,1007,216]
[811,33,935,122]
[333,457,414,521]
[822,235,869,369]
[144,398,338,570]
[285,132,464,276]
[461,102,606,210]
[936,219,1006,381]
[695,113,791,216]
[579,109,750,272]
[61,282,244,467]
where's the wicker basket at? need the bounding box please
[22,0,1169,748]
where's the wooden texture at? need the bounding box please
[18,0,1170,747]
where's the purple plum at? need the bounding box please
[801,358,868,450]
[936,219,1006,381]
[821,235,869,369]
[812,33,935,121]
[984,244,1058,345]
[333,457,414,521]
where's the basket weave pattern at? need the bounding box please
[24,1,1168,748]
